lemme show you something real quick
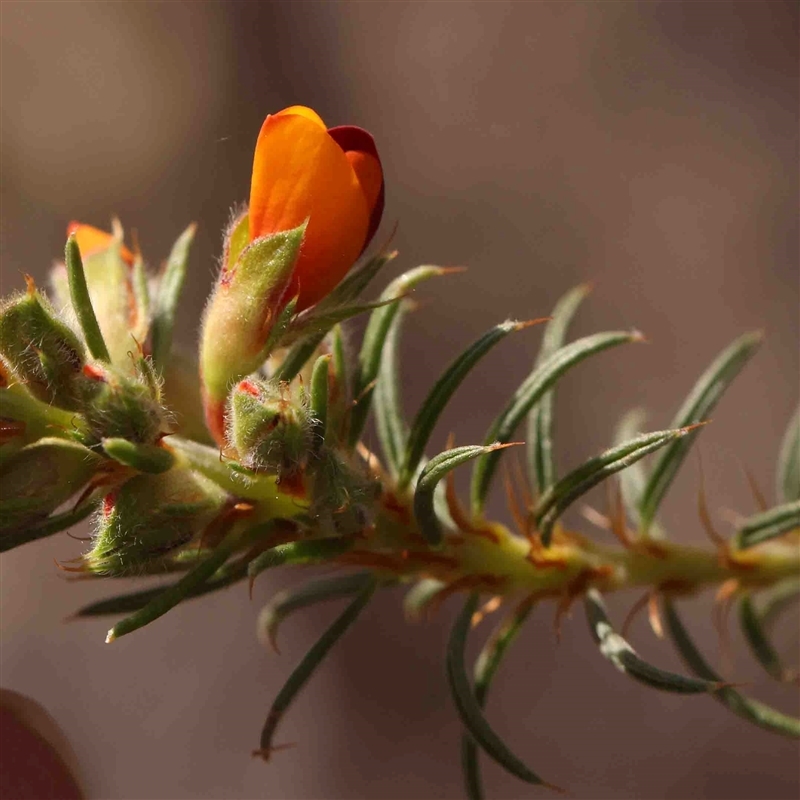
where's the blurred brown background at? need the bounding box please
[1,1,798,798]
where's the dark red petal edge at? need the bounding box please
[328,125,385,252]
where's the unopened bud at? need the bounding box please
[0,283,86,409]
[200,223,305,442]
[78,362,168,446]
[85,468,227,575]
[51,222,146,369]
[226,378,312,477]
[0,438,102,533]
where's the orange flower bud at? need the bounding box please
[66,221,135,266]
[248,106,384,311]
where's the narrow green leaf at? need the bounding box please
[102,437,175,474]
[663,598,800,738]
[65,234,111,362]
[403,578,446,619]
[269,252,392,382]
[257,577,376,757]
[374,303,409,477]
[73,555,249,617]
[272,330,326,384]
[0,499,98,553]
[311,251,396,313]
[247,537,353,585]
[759,577,800,630]
[309,355,330,443]
[462,598,536,800]
[612,410,669,539]
[534,428,686,546]
[286,297,397,347]
[527,284,591,494]
[331,324,348,392]
[738,593,794,682]
[447,594,554,790]
[325,324,349,443]
[349,266,456,448]
[257,572,373,652]
[150,223,196,371]
[584,589,716,693]
[777,406,800,503]
[105,523,267,642]
[612,409,647,517]
[260,296,299,364]
[399,320,538,488]
[734,501,800,549]
[414,444,516,546]
[471,330,638,514]
[638,332,762,534]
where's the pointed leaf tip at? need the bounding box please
[638,332,762,534]
[259,578,376,755]
[534,427,684,547]
[414,445,513,545]
[584,589,717,694]
[448,594,554,790]
[399,320,537,486]
[473,330,636,513]
[65,233,111,363]
[664,598,800,738]
[513,317,551,332]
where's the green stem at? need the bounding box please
[166,435,307,517]
[0,384,77,440]
[368,497,800,600]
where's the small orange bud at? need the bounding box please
[66,222,135,266]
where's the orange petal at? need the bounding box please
[66,222,134,266]
[274,106,327,129]
[249,113,370,311]
[346,150,383,215]
[328,125,385,250]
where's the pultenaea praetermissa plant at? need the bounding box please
[0,105,798,798]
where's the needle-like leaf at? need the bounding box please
[65,234,111,362]
[150,223,196,371]
[734,501,800,549]
[584,589,717,693]
[472,330,639,514]
[257,572,374,652]
[308,354,330,444]
[349,266,457,447]
[247,538,353,586]
[447,594,556,791]
[73,556,249,617]
[663,598,800,738]
[105,529,248,642]
[738,593,795,683]
[374,302,410,477]
[256,577,376,758]
[399,320,541,488]
[534,428,687,546]
[403,578,447,619]
[638,332,762,534]
[462,597,536,800]
[414,444,518,545]
[528,284,591,494]
[776,406,800,504]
